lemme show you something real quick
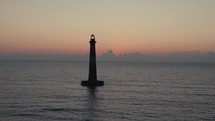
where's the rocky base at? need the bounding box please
[81,81,104,87]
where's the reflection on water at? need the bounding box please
[84,87,98,121]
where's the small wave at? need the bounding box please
[42,108,69,112]
[13,113,41,117]
[41,108,81,113]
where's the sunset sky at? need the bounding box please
[0,0,215,56]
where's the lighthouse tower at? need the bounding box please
[88,34,97,82]
[81,34,104,86]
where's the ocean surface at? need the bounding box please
[0,60,215,121]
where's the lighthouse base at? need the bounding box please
[81,80,104,87]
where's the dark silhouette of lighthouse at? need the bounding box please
[88,34,97,81]
[81,34,104,86]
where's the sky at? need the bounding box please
[0,0,215,56]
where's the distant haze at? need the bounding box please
[1,50,215,63]
[0,0,215,56]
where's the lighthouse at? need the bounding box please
[81,34,104,86]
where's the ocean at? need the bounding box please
[0,61,215,121]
